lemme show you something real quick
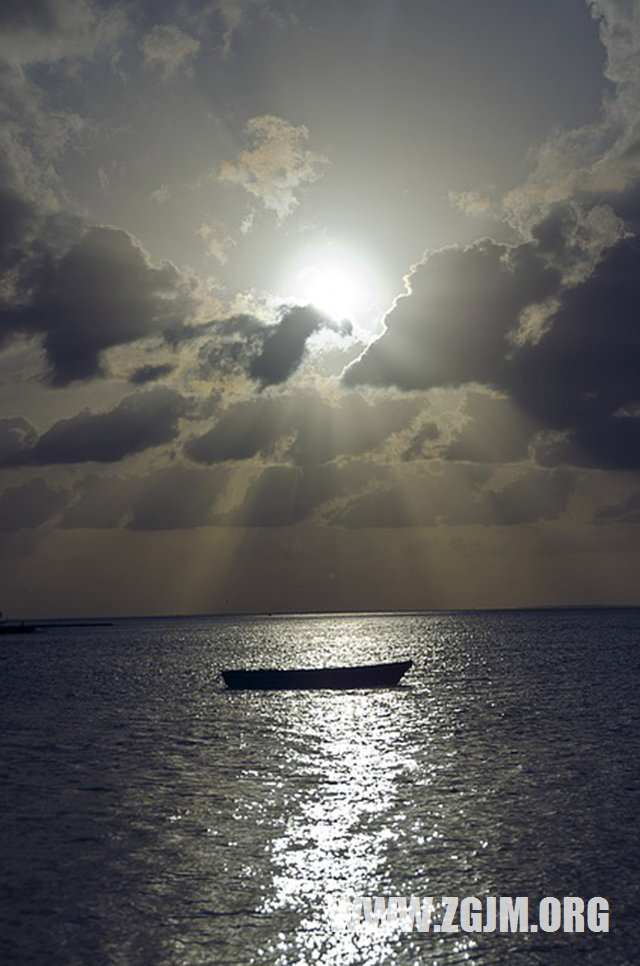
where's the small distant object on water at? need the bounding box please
[221,659,412,691]
[37,621,114,629]
[0,613,114,635]
[0,620,37,636]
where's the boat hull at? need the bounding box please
[221,659,412,690]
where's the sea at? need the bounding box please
[0,608,638,965]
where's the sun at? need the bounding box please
[292,263,358,321]
[280,247,377,324]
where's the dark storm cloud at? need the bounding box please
[185,392,420,466]
[533,417,640,471]
[0,477,66,530]
[197,305,352,387]
[186,396,278,462]
[505,234,640,470]
[506,235,640,427]
[249,306,351,387]
[343,228,640,470]
[34,388,188,464]
[0,388,188,466]
[0,132,198,383]
[343,240,558,393]
[1,226,197,385]
[196,313,265,382]
[339,0,640,476]
[129,362,176,385]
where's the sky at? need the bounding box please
[1,0,639,618]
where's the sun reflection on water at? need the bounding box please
[255,689,421,964]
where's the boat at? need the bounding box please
[221,659,412,690]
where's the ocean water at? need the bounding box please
[0,609,638,965]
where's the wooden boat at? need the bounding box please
[222,659,412,690]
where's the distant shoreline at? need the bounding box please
[5,604,639,625]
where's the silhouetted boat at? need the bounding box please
[221,659,412,690]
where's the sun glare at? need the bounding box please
[281,248,378,324]
[293,264,358,320]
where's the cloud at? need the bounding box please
[0,477,66,530]
[593,488,640,524]
[533,417,640,471]
[510,234,640,419]
[197,304,351,387]
[0,0,124,67]
[326,463,489,529]
[342,0,640,476]
[127,466,229,530]
[185,391,421,466]
[249,306,350,387]
[129,363,176,385]
[218,465,301,527]
[0,127,75,308]
[438,392,539,464]
[483,468,575,526]
[327,464,574,529]
[218,115,329,222]
[214,0,272,56]
[344,228,640,470]
[60,474,142,529]
[401,421,440,461]
[197,221,235,264]
[1,388,188,465]
[343,240,558,392]
[499,1,640,245]
[35,388,188,464]
[216,459,381,527]
[588,0,640,116]
[1,224,197,384]
[0,417,38,466]
[151,184,170,204]
[196,313,266,383]
[59,464,230,530]
[140,24,200,79]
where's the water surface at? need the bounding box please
[0,609,637,964]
